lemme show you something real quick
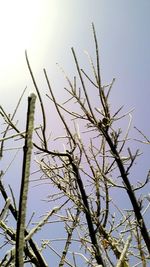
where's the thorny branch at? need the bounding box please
[0,24,149,267]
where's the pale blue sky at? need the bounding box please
[0,1,150,265]
[0,0,150,129]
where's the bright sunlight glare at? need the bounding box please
[0,0,56,87]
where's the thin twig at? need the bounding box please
[25,51,47,149]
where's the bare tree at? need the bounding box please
[0,24,149,267]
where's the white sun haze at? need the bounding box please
[0,0,55,87]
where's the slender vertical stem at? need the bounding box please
[16,93,36,267]
[25,51,47,149]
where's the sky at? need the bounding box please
[0,0,150,130]
[0,0,150,265]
